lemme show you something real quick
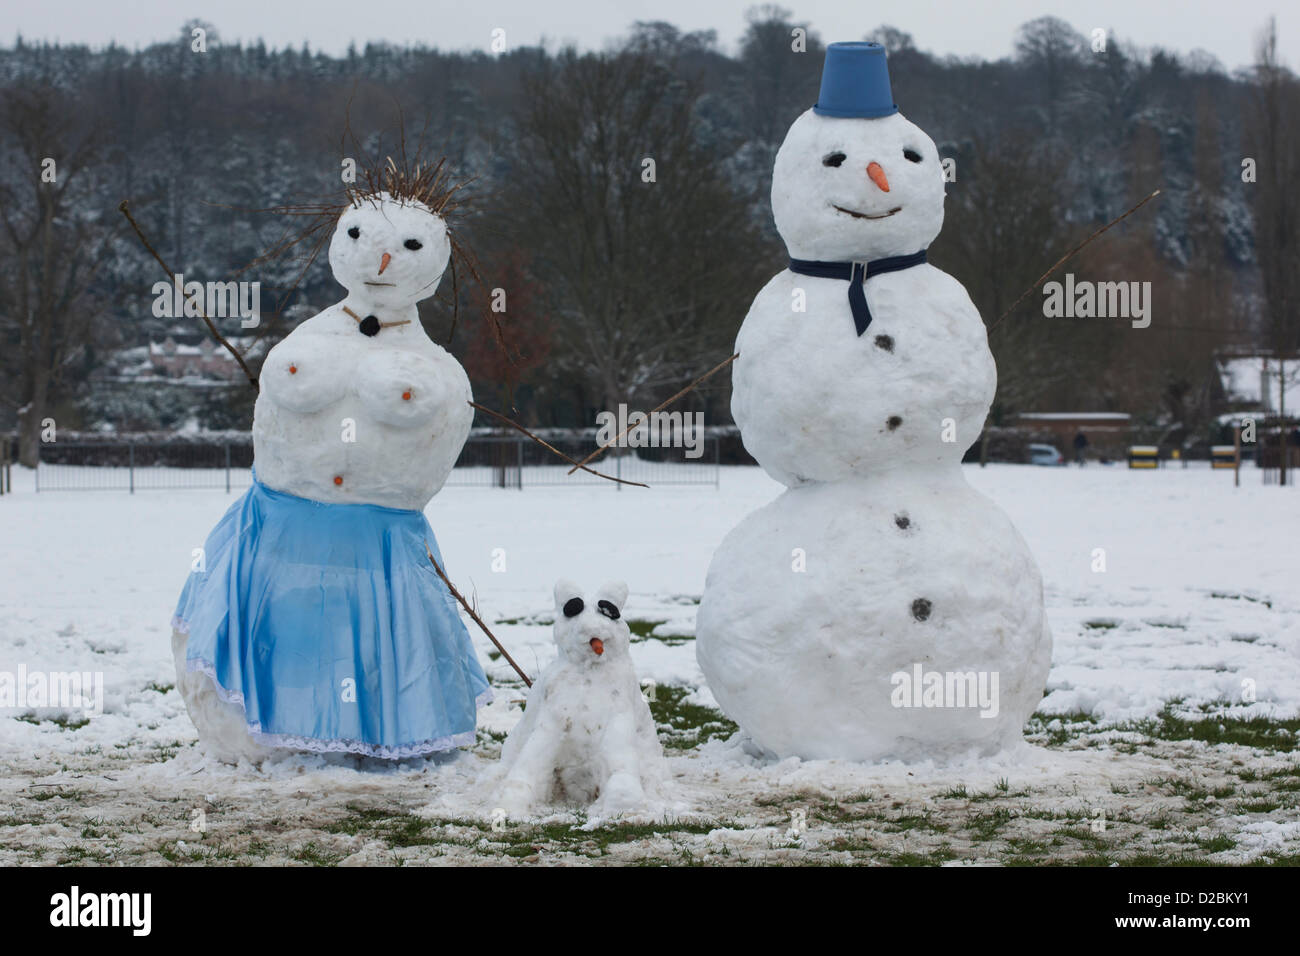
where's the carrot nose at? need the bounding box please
[378,252,392,275]
[589,638,604,656]
[867,162,890,192]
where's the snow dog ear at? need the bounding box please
[554,579,584,616]
[595,581,628,616]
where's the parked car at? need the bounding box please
[1028,443,1065,466]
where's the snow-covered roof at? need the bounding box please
[1217,356,1300,411]
[1016,412,1131,421]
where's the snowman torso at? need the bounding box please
[254,304,471,511]
[251,193,473,511]
[733,263,995,485]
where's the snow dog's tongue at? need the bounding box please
[589,638,604,656]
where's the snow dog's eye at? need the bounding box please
[347,226,360,239]
[822,152,846,168]
[563,597,584,618]
[903,148,922,163]
[404,239,422,251]
[597,600,620,621]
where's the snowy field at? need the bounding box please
[2,462,1298,866]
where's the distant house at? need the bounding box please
[1216,350,1300,417]
[1014,413,1132,457]
[149,336,247,382]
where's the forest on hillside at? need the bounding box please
[1,7,1297,464]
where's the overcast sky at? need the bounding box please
[4,1,1294,70]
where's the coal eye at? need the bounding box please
[597,600,620,621]
[404,239,422,251]
[903,148,922,163]
[823,152,846,168]
[563,597,584,618]
[347,226,360,239]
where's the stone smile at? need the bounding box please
[831,203,902,220]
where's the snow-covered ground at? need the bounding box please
[2,462,1298,865]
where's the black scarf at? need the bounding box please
[788,249,928,335]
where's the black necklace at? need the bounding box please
[342,305,411,337]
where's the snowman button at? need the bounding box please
[359,315,380,337]
[402,390,412,401]
[288,364,298,374]
[333,475,343,486]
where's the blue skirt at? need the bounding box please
[173,476,491,758]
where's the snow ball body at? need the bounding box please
[734,109,994,486]
[696,469,1052,762]
[252,194,472,511]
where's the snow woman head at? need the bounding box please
[329,192,452,310]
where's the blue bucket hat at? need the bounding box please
[813,41,898,119]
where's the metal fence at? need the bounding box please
[30,435,720,492]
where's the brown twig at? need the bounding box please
[118,200,261,391]
[567,352,739,475]
[468,401,648,488]
[988,189,1162,335]
[425,544,532,688]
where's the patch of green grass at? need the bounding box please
[1026,710,1104,747]
[28,788,89,803]
[144,681,174,694]
[15,713,91,731]
[293,841,344,866]
[156,842,208,864]
[1054,824,1109,848]
[1239,799,1283,813]
[1260,765,1300,781]
[1004,837,1049,857]
[1083,619,1120,630]
[1126,702,1300,753]
[648,684,738,751]
[890,846,957,866]
[626,619,691,646]
[1196,834,1236,853]
[323,804,487,849]
[1209,592,1272,609]
[56,843,115,865]
[966,808,1016,840]
[940,786,968,799]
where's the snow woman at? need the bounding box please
[171,154,493,763]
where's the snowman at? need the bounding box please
[696,43,1052,763]
[494,580,671,817]
[171,180,491,762]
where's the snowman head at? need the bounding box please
[772,41,944,262]
[328,192,451,310]
[772,110,944,263]
[552,579,631,665]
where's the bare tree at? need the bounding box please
[1013,16,1088,139]
[1247,17,1300,483]
[0,85,117,466]
[499,49,773,421]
